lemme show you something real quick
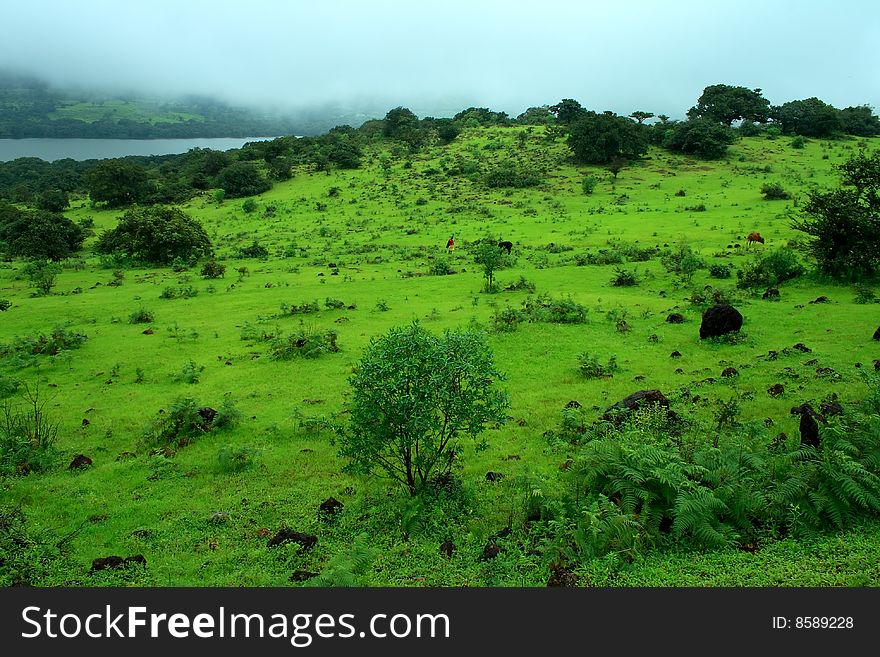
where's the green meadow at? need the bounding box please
[2,126,879,586]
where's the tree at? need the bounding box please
[86,159,153,207]
[839,105,880,137]
[549,98,587,125]
[96,205,213,265]
[382,106,426,149]
[663,119,736,159]
[567,112,648,164]
[214,161,271,198]
[771,98,842,137]
[34,189,69,212]
[22,260,62,296]
[336,322,509,496]
[516,106,554,125]
[629,111,655,124]
[0,205,84,261]
[792,150,880,278]
[474,238,506,291]
[688,84,770,126]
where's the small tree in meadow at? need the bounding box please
[336,322,509,496]
[474,239,505,292]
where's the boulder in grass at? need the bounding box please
[699,304,743,339]
[666,313,685,324]
[69,454,92,470]
[267,529,317,551]
[601,389,677,426]
[874,326,880,341]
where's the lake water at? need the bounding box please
[0,137,276,162]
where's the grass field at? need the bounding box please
[1,126,879,586]
[49,99,204,125]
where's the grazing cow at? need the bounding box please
[498,240,513,255]
[746,232,765,247]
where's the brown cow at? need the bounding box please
[746,232,765,246]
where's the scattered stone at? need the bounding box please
[666,313,685,324]
[481,541,501,561]
[874,360,880,371]
[762,288,780,300]
[820,400,843,416]
[809,296,830,304]
[485,471,504,482]
[116,451,136,462]
[267,529,317,551]
[503,454,521,461]
[670,350,682,358]
[721,367,739,377]
[91,556,125,571]
[564,400,582,409]
[439,540,455,558]
[768,433,788,453]
[290,570,319,582]
[699,304,743,339]
[633,375,646,381]
[516,418,528,427]
[767,383,784,397]
[125,555,147,568]
[790,404,823,448]
[208,512,229,525]
[874,326,880,341]
[601,389,676,426]
[674,368,685,374]
[767,350,778,361]
[319,497,343,518]
[547,565,578,587]
[82,418,90,427]
[142,328,154,335]
[68,454,92,470]
[804,358,819,366]
[792,343,812,353]
[648,333,659,343]
[198,407,217,425]
[764,418,774,427]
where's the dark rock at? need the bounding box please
[319,497,343,518]
[601,389,676,426]
[721,367,739,377]
[804,358,819,366]
[564,400,582,409]
[439,540,455,558]
[267,529,317,551]
[767,350,778,361]
[124,555,147,568]
[82,418,90,427]
[820,400,843,417]
[198,407,217,425]
[670,351,682,358]
[874,359,880,371]
[68,454,92,470]
[769,433,788,453]
[810,296,830,304]
[91,556,125,571]
[116,451,137,461]
[142,328,154,335]
[762,288,780,300]
[666,313,685,324]
[767,383,785,397]
[648,333,659,342]
[481,541,501,561]
[792,343,812,353]
[874,326,880,341]
[290,570,319,582]
[547,565,578,587]
[699,304,743,339]
[485,471,504,482]
[764,417,774,427]
[790,404,824,448]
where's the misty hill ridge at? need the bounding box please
[0,70,376,138]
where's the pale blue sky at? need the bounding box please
[3,0,878,118]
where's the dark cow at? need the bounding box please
[746,232,765,246]
[498,240,513,255]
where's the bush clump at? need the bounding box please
[578,353,619,379]
[200,260,226,279]
[736,247,805,289]
[269,329,339,360]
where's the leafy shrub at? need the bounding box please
[503,275,535,292]
[853,284,876,304]
[238,241,269,259]
[142,397,216,449]
[761,182,791,200]
[200,260,226,279]
[521,294,589,324]
[661,244,704,281]
[287,300,320,315]
[216,445,260,473]
[582,175,598,195]
[269,328,339,360]
[173,360,204,384]
[483,162,543,188]
[0,207,85,261]
[160,285,198,300]
[128,308,155,324]
[610,266,640,287]
[241,198,258,214]
[0,326,86,360]
[0,386,58,476]
[0,300,10,312]
[22,260,62,296]
[578,353,619,379]
[791,136,807,149]
[430,259,453,276]
[324,297,346,309]
[492,306,528,332]
[709,263,732,279]
[0,376,20,399]
[736,247,805,288]
[95,206,212,266]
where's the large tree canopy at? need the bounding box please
[772,98,843,137]
[0,203,84,261]
[96,205,213,265]
[663,119,737,159]
[688,84,771,126]
[87,159,154,207]
[567,112,648,164]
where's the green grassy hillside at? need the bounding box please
[1,126,879,586]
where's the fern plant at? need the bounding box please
[306,535,379,587]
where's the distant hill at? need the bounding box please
[0,70,378,138]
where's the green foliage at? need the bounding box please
[0,325,86,362]
[661,243,704,282]
[688,84,771,126]
[214,161,271,198]
[610,266,640,287]
[34,189,69,212]
[200,260,226,279]
[96,205,213,265]
[305,535,379,587]
[87,159,154,207]
[0,385,58,476]
[736,247,805,288]
[761,182,791,200]
[474,239,506,292]
[709,263,732,279]
[578,352,619,379]
[159,285,198,300]
[483,162,543,188]
[0,205,85,260]
[793,150,880,279]
[173,360,204,384]
[237,241,269,259]
[216,445,260,473]
[22,260,62,295]
[664,119,737,159]
[128,308,155,324]
[581,175,598,195]
[336,322,509,496]
[142,397,219,449]
[269,328,338,360]
[430,258,454,276]
[839,105,880,137]
[567,112,648,164]
[852,284,876,304]
[791,136,807,149]
[521,293,589,324]
[772,97,842,137]
[0,300,10,312]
